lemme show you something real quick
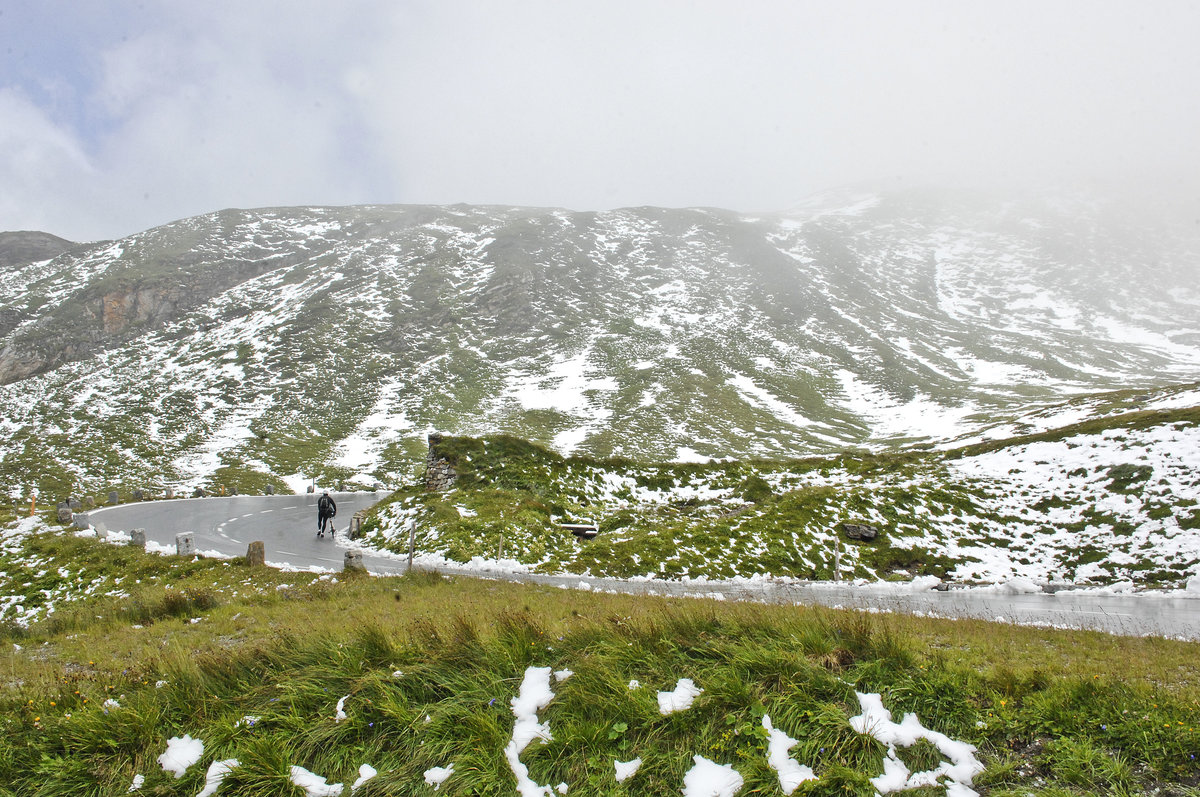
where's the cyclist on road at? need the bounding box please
[317,490,337,538]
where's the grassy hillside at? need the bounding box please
[360,401,1200,587]
[1,533,1200,796]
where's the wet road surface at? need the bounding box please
[80,495,1200,641]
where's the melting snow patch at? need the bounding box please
[424,764,454,791]
[674,447,711,463]
[196,759,239,797]
[158,734,203,778]
[334,695,349,722]
[682,755,744,797]
[505,666,557,796]
[726,374,813,429]
[762,715,816,794]
[614,758,642,782]
[849,692,984,794]
[554,669,573,682]
[658,678,703,715]
[982,577,1042,595]
[352,764,378,792]
[289,765,343,797]
[127,774,144,792]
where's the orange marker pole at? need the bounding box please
[29,495,36,517]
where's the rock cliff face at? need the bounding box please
[96,283,195,337]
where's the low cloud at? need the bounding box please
[2,0,1198,240]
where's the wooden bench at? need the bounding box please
[559,521,599,539]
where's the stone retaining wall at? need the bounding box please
[424,432,457,491]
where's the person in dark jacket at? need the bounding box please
[317,490,337,537]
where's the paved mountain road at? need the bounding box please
[83,492,411,574]
[81,495,1200,641]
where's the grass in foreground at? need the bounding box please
[2,534,1200,796]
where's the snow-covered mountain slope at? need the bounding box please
[1,188,1198,498]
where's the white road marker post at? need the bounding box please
[834,533,841,583]
[407,519,416,572]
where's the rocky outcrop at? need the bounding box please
[839,522,880,541]
[100,285,184,336]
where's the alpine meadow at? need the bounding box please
[4,188,1200,796]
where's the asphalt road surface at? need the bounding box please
[80,495,1200,641]
[82,492,410,574]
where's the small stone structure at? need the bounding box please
[344,550,366,572]
[193,487,206,498]
[83,496,95,509]
[107,491,120,505]
[246,541,265,566]
[176,532,195,556]
[425,432,457,491]
[68,498,82,511]
[129,529,146,549]
[56,502,72,523]
[95,522,108,540]
[132,488,143,501]
[74,513,90,530]
[165,487,175,499]
[265,484,275,495]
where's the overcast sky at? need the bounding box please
[2,1,1198,241]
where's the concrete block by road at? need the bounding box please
[176,532,195,556]
[344,550,366,572]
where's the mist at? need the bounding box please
[2,0,1198,240]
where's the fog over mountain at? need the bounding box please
[4,2,1200,241]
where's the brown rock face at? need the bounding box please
[100,286,180,335]
[102,292,133,335]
